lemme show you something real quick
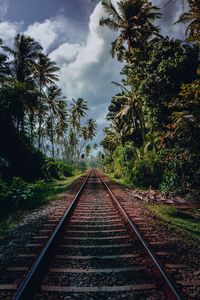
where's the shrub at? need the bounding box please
[131,151,163,188]
[0,178,49,213]
[58,162,74,177]
[45,159,61,179]
[76,161,87,172]
[112,143,137,181]
[44,159,74,179]
[9,177,33,210]
[28,180,47,208]
[159,150,200,194]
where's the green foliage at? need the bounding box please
[112,142,136,180]
[148,205,200,240]
[159,149,200,194]
[76,161,87,173]
[45,159,74,179]
[131,151,163,188]
[101,27,200,196]
[0,177,47,213]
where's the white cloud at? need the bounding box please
[25,16,86,52]
[49,1,122,143]
[0,21,21,42]
[50,42,82,66]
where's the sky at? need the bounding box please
[0,0,187,144]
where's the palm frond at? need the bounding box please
[101,0,123,24]
[99,17,121,31]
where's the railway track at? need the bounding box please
[1,170,186,300]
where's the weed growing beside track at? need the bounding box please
[148,205,200,241]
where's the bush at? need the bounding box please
[9,177,33,210]
[58,162,74,177]
[45,159,61,179]
[131,151,163,188]
[76,161,87,173]
[45,159,74,179]
[159,150,200,194]
[0,177,49,214]
[112,143,137,181]
[28,180,47,208]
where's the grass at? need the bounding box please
[44,173,84,202]
[0,173,84,236]
[106,173,133,188]
[148,204,200,240]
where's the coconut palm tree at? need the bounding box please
[45,85,66,158]
[115,91,145,146]
[34,53,59,149]
[99,0,161,59]
[3,34,42,83]
[55,100,68,157]
[85,119,97,140]
[2,34,42,132]
[0,39,10,82]
[34,53,59,88]
[71,98,88,129]
[101,126,120,153]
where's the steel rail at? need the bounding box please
[13,170,92,300]
[97,170,184,300]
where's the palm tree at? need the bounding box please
[99,0,161,59]
[115,91,145,146]
[101,126,121,153]
[34,53,59,88]
[71,98,88,129]
[2,34,42,132]
[85,119,97,140]
[55,100,68,158]
[0,39,10,83]
[3,34,42,83]
[34,53,59,149]
[45,85,66,158]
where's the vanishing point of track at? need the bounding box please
[11,170,184,300]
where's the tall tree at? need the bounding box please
[2,34,42,132]
[85,119,97,140]
[71,98,88,129]
[34,53,59,149]
[100,0,161,59]
[0,39,10,82]
[45,85,66,158]
[3,34,42,83]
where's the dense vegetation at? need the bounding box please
[100,0,200,197]
[0,34,97,216]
